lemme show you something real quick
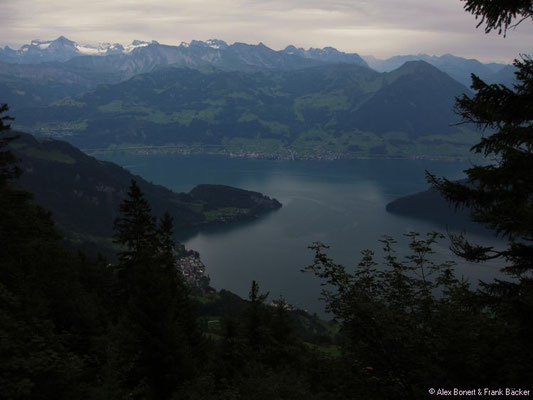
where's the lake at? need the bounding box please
[100,154,504,315]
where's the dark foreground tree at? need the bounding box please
[1,107,112,399]
[105,180,202,399]
[113,179,158,262]
[429,2,532,268]
[429,55,533,274]
[304,233,499,399]
[460,0,533,34]
[427,0,533,389]
[0,104,20,185]
[429,1,533,300]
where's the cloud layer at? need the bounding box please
[2,0,531,62]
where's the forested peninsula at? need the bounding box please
[9,132,281,253]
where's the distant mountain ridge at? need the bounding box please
[1,36,514,92]
[0,36,131,63]
[1,36,513,87]
[0,36,368,72]
[363,53,515,87]
[282,45,367,66]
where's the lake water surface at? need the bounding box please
[100,154,503,314]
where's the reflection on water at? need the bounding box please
[100,153,504,315]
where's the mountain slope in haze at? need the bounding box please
[347,61,466,136]
[0,60,125,109]
[281,45,368,67]
[12,60,477,159]
[363,53,513,87]
[487,64,518,87]
[9,133,282,243]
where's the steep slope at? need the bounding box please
[486,64,517,87]
[348,61,468,137]
[9,133,281,241]
[0,60,122,109]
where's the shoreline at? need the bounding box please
[84,144,483,163]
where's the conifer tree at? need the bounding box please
[0,104,20,186]
[461,0,532,35]
[272,295,292,345]
[108,181,201,399]
[246,280,269,350]
[113,179,158,262]
[429,1,533,278]
[1,104,110,399]
[157,211,176,270]
[156,210,201,352]
[428,0,533,387]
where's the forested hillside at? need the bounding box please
[8,132,281,252]
[11,61,478,159]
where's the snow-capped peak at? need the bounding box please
[75,43,102,55]
[73,41,123,55]
[124,40,150,53]
[28,38,68,50]
[205,39,228,50]
[33,41,51,50]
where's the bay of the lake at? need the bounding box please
[99,154,503,315]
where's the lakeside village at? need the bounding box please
[175,246,212,292]
[175,245,295,311]
[88,142,477,163]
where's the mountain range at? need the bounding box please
[0,36,152,62]
[1,36,513,86]
[0,36,368,76]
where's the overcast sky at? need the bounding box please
[2,0,531,63]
